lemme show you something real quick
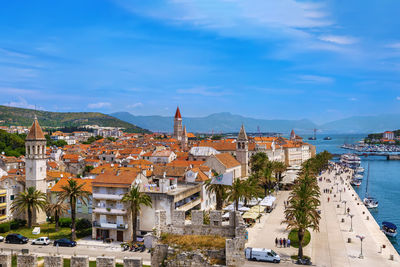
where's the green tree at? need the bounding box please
[282,172,321,259]
[46,202,68,231]
[226,178,259,211]
[250,152,269,175]
[205,178,227,210]
[57,180,90,240]
[83,165,94,176]
[11,187,47,228]
[272,161,286,182]
[121,185,152,242]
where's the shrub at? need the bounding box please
[0,222,10,233]
[288,229,311,248]
[59,218,72,228]
[77,228,92,238]
[76,218,91,230]
[10,221,19,230]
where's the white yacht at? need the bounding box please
[340,154,361,168]
[363,164,378,209]
[356,167,364,173]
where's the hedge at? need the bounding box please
[0,222,10,233]
[76,218,91,230]
[59,218,72,228]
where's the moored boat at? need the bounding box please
[382,221,397,237]
[363,164,378,209]
[350,178,362,186]
[323,136,332,140]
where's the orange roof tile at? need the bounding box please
[51,178,92,193]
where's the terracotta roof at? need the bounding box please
[215,153,241,169]
[175,107,182,119]
[93,169,138,187]
[26,116,46,141]
[167,160,203,167]
[153,165,187,178]
[51,178,92,193]
[190,167,210,182]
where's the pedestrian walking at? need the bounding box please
[328,197,330,202]
[283,238,286,248]
[287,238,291,248]
[347,207,350,214]
[275,237,278,247]
[279,238,282,248]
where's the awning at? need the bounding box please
[260,195,276,206]
[242,212,259,220]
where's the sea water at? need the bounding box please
[305,134,400,252]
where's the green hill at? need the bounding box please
[0,105,150,133]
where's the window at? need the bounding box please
[10,195,14,201]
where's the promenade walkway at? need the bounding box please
[245,163,399,267]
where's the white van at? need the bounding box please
[245,247,280,263]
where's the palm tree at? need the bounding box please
[282,172,321,259]
[57,179,90,240]
[11,187,47,228]
[250,152,269,175]
[122,185,152,242]
[205,175,228,210]
[258,161,276,196]
[242,175,263,206]
[272,161,286,182]
[46,202,68,231]
[226,178,259,211]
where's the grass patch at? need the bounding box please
[288,229,311,248]
[1,223,91,240]
[63,259,124,266]
[160,233,226,251]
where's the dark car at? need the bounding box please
[53,238,76,247]
[5,234,29,244]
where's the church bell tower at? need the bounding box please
[25,115,47,224]
[236,124,249,177]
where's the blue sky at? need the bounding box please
[2,0,400,124]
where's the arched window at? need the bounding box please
[27,146,30,155]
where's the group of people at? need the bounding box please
[275,237,291,248]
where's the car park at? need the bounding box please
[53,238,76,247]
[5,234,29,244]
[32,237,50,245]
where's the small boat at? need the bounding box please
[382,221,397,237]
[323,136,332,140]
[308,137,316,140]
[350,178,362,186]
[356,167,364,173]
[363,164,378,209]
[355,174,363,179]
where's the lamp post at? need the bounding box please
[339,189,342,201]
[356,235,365,259]
[348,214,354,232]
[342,200,347,215]
[335,183,339,194]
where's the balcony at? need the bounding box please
[0,203,6,208]
[93,221,128,230]
[0,190,6,197]
[93,193,123,200]
[0,215,7,221]
[175,198,201,212]
[93,207,127,215]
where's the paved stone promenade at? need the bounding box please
[246,163,400,267]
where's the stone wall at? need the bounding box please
[96,256,115,267]
[17,254,37,267]
[0,253,11,267]
[44,255,63,267]
[123,257,142,267]
[153,210,246,267]
[70,255,89,267]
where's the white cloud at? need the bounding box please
[3,97,43,110]
[349,97,358,101]
[127,102,143,108]
[298,75,334,84]
[87,102,111,108]
[396,96,400,101]
[386,43,400,49]
[177,86,229,96]
[319,35,358,45]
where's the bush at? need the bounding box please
[76,218,91,230]
[59,218,72,228]
[288,229,311,248]
[77,228,92,238]
[9,219,27,230]
[0,222,10,233]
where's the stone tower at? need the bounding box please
[173,107,183,141]
[182,125,188,148]
[25,116,47,224]
[236,124,249,177]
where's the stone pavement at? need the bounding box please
[245,163,400,267]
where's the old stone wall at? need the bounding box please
[17,254,37,267]
[225,238,245,267]
[71,255,89,267]
[151,244,169,267]
[165,251,213,267]
[96,256,115,267]
[123,257,143,267]
[44,255,63,267]
[0,253,11,267]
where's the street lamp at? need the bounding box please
[335,183,339,194]
[339,189,342,201]
[342,200,347,215]
[348,214,354,232]
[356,235,365,259]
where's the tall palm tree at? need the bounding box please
[250,152,269,175]
[272,161,287,182]
[242,175,263,206]
[226,178,259,211]
[11,187,47,228]
[282,172,321,259]
[259,161,276,196]
[122,185,152,242]
[57,179,90,240]
[205,178,227,210]
[46,202,68,231]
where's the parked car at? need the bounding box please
[53,238,76,247]
[32,237,50,245]
[5,234,29,244]
[0,236,4,242]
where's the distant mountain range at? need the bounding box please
[112,111,400,134]
[0,106,150,133]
